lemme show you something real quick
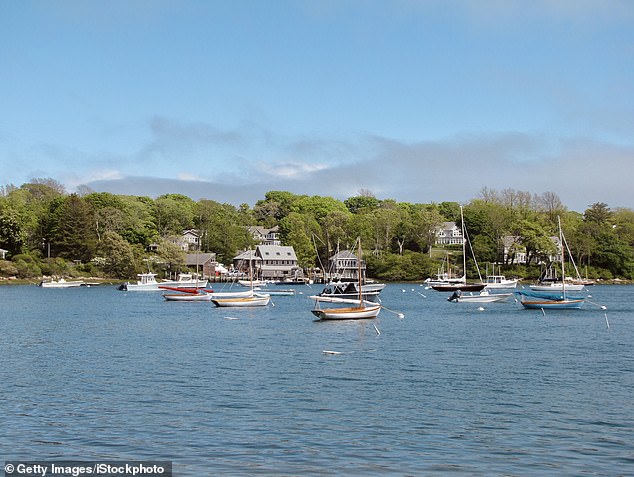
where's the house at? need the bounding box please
[257,245,301,280]
[232,245,302,281]
[0,248,7,260]
[502,235,561,265]
[177,229,200,251]
[328,250,366,281]
[185,252,217,278]
[435,222,463,245]
[232,249,261,277]
[501,236,527,264]
[247,226,281,246]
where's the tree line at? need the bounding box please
[1,178,633,281]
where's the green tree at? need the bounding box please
[279,212,319,269]
[0,210,26,256]
[49,194,97,262]
[98,231,137,278]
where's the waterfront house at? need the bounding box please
[435,222,463,245]
[247,226,281,246]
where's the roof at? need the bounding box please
[257,245,297,261]
[185,253,216,266]
[329,250,358,261]
[233,249,262,261]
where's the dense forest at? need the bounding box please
[1,178,633,282]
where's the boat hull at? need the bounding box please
[519,299,585,309]
[432,283,486,292]
[311,304,381,320]
[211,294,271,307]
[162,293,212,302]
[451,293,512,303]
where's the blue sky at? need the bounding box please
[1,0,633,212]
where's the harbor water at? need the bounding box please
[1,284,633,475]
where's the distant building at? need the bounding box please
[328,250,366,281]
[502,235,561,264]
[435,222,463,245]
[185,252,217,278]
[232,245,301,281]
[247,226,281,246]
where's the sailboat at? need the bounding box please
[311,239,381,320]
[211,249,271,307]
[515,217,585,309]
[431,206,486,292]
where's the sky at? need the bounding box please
[1,0,633,212]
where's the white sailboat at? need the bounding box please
[311,239,381,320]
[431,206,485,292]
[212,249,270,307]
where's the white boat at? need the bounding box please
[257,288,296,296]
[39,278,85,288]
[484,275,519,289]
[311,239,381,320]
[448,289,512,303]
[160,272,208,289]
[211,293,271,307]
[311,301,382,320]
[207,289,255,299]
[529,282,586,292]
[162,291,212,302]
[121,272,160,291]
[237,279,269,288]
[429,206,486,292]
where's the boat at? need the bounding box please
[515,293,585,309]
[207,289,255,299]
[311,301,382,320]
[431,206,486,292]
[447,289,512,303]
[162,290,213,302]
[529,281,586,292]
[121,272,160,291]
[256,288,296,296]
[212,251,271,307]
[311,239,381,320]
[483,265,519,289]
[424,253,467,287]
[39,278,85,288]
[238,279,269,288]
[484,275,519,289]
[160,272,208,289]
[315,280,385,302]
[211,293,271,307]
[518,217,585,310]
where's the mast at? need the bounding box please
[460,205,467,282]
[357,238,363,307]
[558,216,566,300]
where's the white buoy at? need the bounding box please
[398,313,405,319]
[477,306,485,311]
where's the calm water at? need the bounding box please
[1,283,633,476]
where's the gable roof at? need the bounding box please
[257,245,297,261]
